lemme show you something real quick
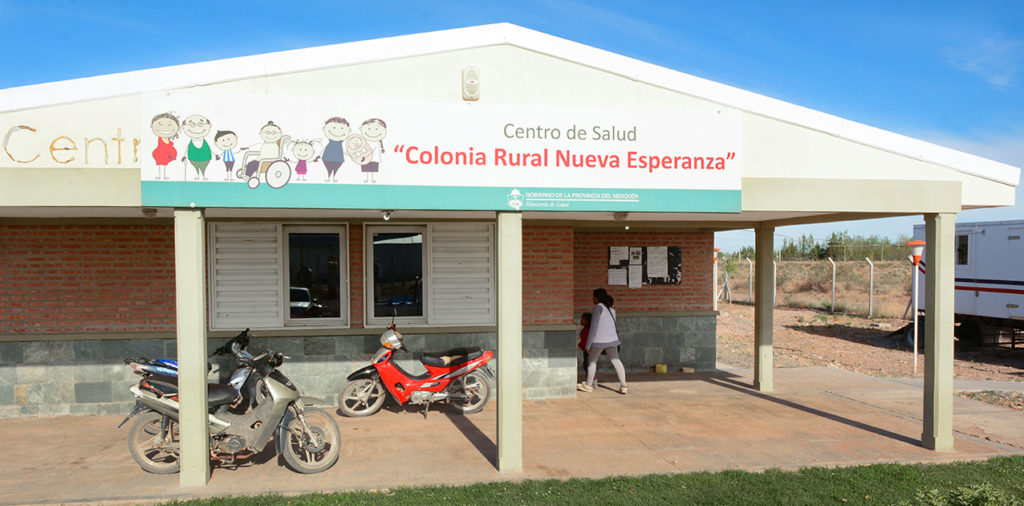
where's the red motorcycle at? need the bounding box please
[338,321,495,417]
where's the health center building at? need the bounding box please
[1,23,1019,480]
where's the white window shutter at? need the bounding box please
[209,223,284,329]
[429,223,495,325]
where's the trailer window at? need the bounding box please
[955,235,969,266]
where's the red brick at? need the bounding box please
[0,224,176,334]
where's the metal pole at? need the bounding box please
[828,257,836,312]
[746,257,753,303]
[913,262,919,374]
[865,257,874,317]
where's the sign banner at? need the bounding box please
[140,94,741,212]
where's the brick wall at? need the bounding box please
[574,230,714,313]
[0,224,176,334]
[522,224,574,324]
[0,223,710,335]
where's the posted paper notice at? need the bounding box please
[608,268,627,286]
[610,246,628,265]
[647,246,668,278]
[628,265,643,288]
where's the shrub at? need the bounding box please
[909,482,1023,506]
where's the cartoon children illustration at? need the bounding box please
[319,117,349,183]
[180,114,213,180]
[288,138,321,182]
[150,112,179,180]
[213,130,239,181]
[358,118,387,183]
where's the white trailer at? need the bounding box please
[912,219,1024,346]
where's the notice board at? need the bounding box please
[608,246,682,287]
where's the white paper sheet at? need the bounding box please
[608,268,627,285]
[629,247,643,265]
[609,246,628,265]
[647,246,668,278]
[628,265,643,288]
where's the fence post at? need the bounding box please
[865,257,874,317]
[746,257,753,303]
[828,257,836,312]
[772,260,777,306]
[723,260,732,303]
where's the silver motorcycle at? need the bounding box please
[120,336,340,474]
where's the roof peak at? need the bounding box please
[0,23,1018,187]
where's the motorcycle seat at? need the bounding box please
[420,347,482,368]
[141,374,239,407]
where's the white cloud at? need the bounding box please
[941,34,1022,90]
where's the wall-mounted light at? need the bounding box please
[612,212,629,221]
[624,225,630,231]
[381,210,392,221]
[462,67,480,101]
[141,208,158,218]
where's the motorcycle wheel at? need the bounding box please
[448,370,493,415]
[128,411,181,474]
[338,378,386,417]
[279,407,340,474]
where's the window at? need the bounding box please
[285,227,346,325]
[209,223,348,329]
[956,234,969,266]
[370,227,426,320]
[365,223,495,326]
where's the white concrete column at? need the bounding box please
[174,209,210,486]
[923,212,955,451]
[496,212,523,473]
[754,225,774,391]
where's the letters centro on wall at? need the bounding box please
[131,94,740,212]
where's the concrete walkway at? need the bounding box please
[1,365,1021,505]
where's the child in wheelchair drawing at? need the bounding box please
[236,120,292,189]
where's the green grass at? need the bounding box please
[167,456,1024,505]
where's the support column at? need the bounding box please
[754,225,774,391]
[923,212,955,451]
[174,209,210,487]
[496,212,523,472]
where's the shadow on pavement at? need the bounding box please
[705,375,921,447]
[444,411,498,470]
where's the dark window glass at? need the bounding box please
[956,235,969,266]
[288,233,341,319]
[372,232,423,318]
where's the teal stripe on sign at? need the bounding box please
[141,182,740,213]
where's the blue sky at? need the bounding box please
[2,1,1021,250]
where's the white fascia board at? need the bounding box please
[1,22,1019,188]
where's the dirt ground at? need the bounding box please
[715,301,1024,399]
